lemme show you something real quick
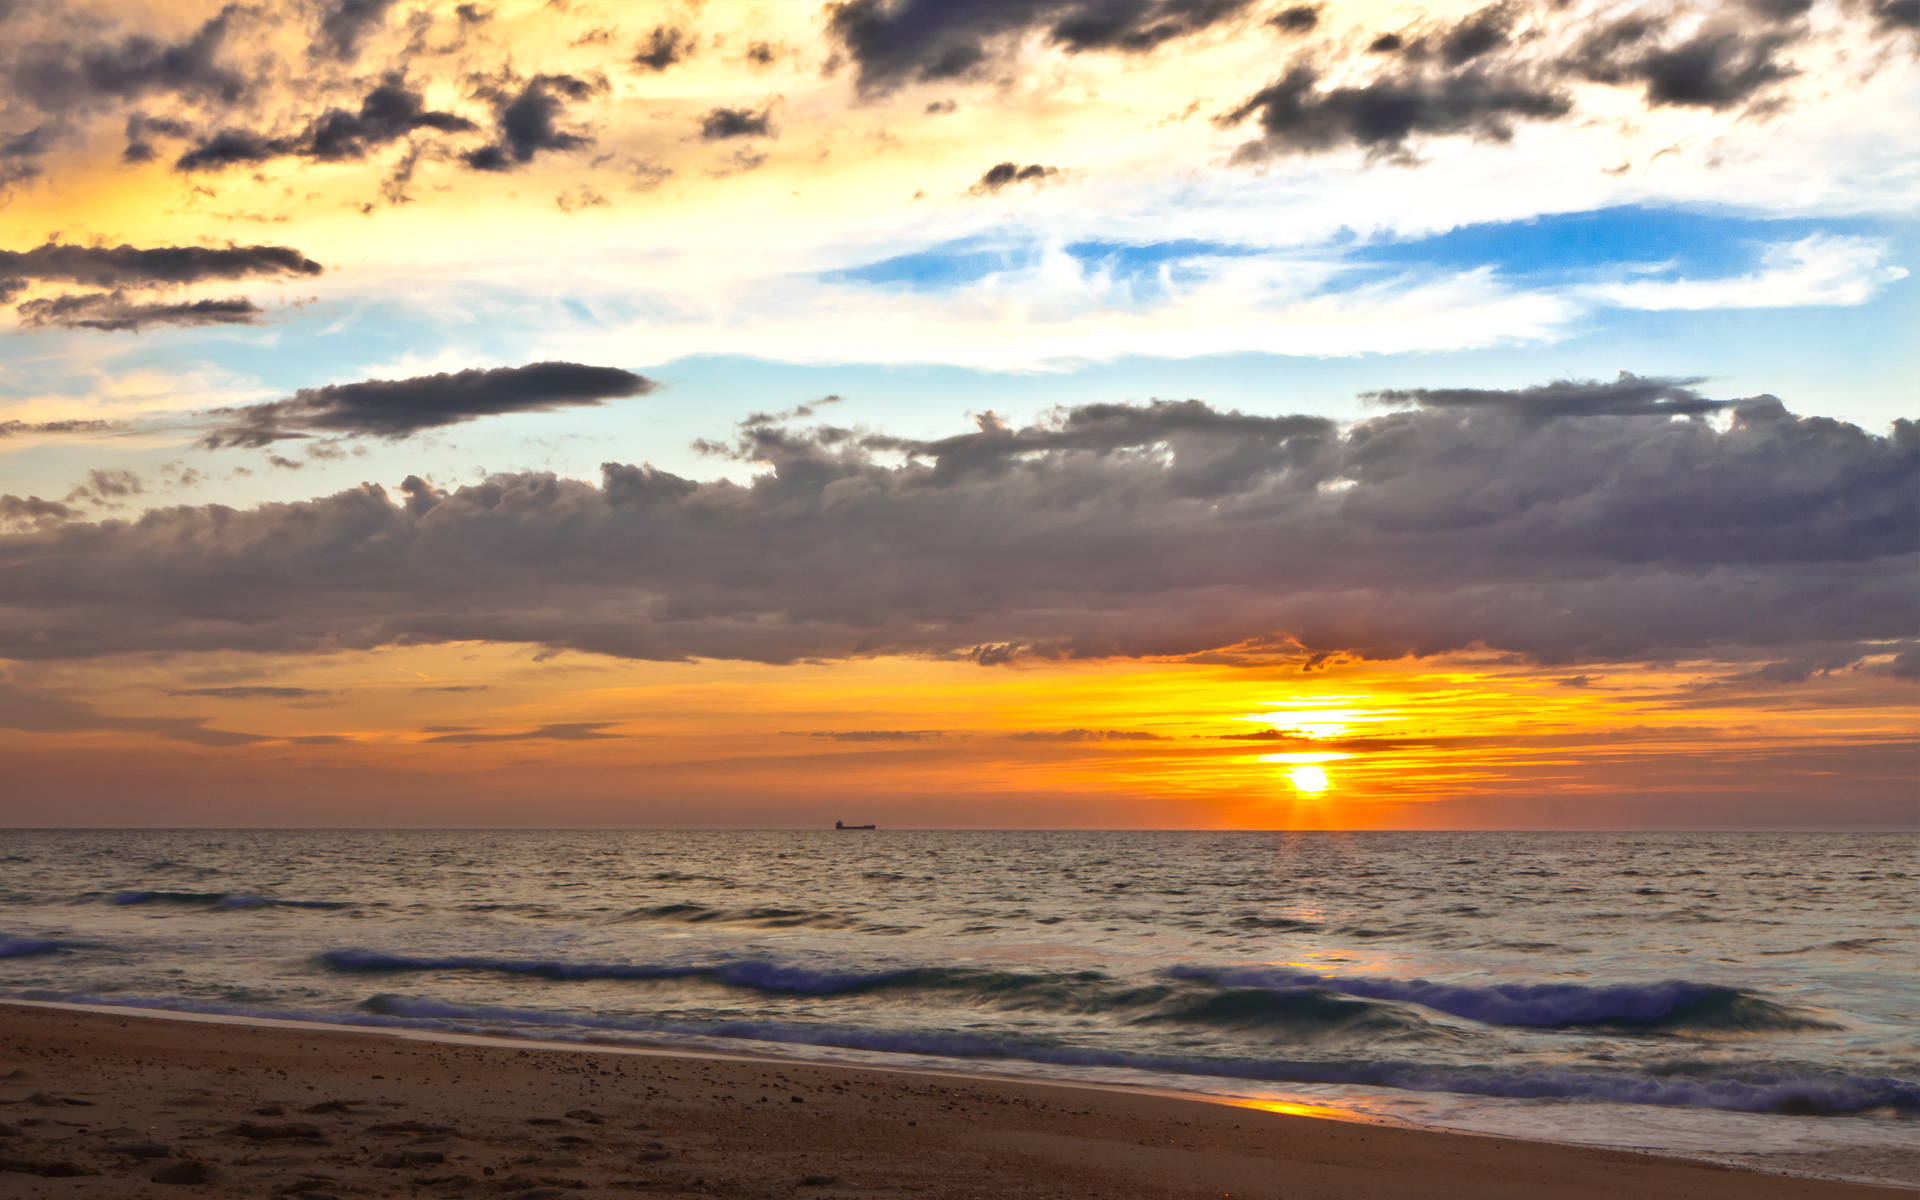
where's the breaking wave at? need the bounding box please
[1166,967,1837,1032]
[311,950,1835,1037]
[0,936,68,959]
[11,986,1902,1118]
[318,949,900,993]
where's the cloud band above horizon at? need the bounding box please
[3,377,1912,675]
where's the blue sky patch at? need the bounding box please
[1348,206,1891,281]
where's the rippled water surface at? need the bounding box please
[2,830,1914,1175]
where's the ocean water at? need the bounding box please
[1,829,1914,1178]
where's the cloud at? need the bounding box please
[1582,235,1907,311]
[0,494,78,526]
[1866,0,1920,33]
[825,0,1253,96]
[634,25,695,72]
[3,383,1911,673]
[165,685,333,699]
[200,361,656,447]
[1567,19,1800,111]
[122,112,193,162]
[1875,648,1920,680]
[64,468,143,505]
[802,729,945,741]
[1007,729,1165,741]
[0,681,267,746]
[1366,372,1729,417]
[174,81,477,170]
[17,292,263,332]
[1218,63,1570,162]
[10,5,250,115]
[0,420,115,438]
[1437,3,1522,66]
[462,74,599,171]
[699,105,776,140]
[422,721,620,743]
[315,0,397,62]
[1269,6,1319,34]
[0,242,323,289]
[971,162,1059,193]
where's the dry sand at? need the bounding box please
[0,1000,1906,1200]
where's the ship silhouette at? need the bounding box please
[834,820,876,830]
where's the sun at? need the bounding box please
[1258,751,1346,795]
[1286,764,1330,794]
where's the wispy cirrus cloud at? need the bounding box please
[1582,235,1908,311]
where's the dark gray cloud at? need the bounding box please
[826,0,1253,95]
[1746,0,1816,18]
[122,112,192,162]
[0,124,48,192]
[462,74,599,171]
[64,468,143,505]
[0,242,322,289]
[1367,372,1730,418]
[699,105,775,140]
[10,5,250,114]
[1880,649,1920,680]
[165,685,332,699]
[2,238,311,331]
[0,494,77,525]
[1269,6,1319,33]
[174,81,477,170]
[17,291,263,332]
[1218,63,1569,161]
[316,0,397,62]
[634,25,694,72]
[1867,0,1920,31]
[972,162,1059,193]
[1566,20,1800,111]
[422,721,620,743]
[1438,2,1520,66]
[3,379,1911,673]
[200,361,656,447]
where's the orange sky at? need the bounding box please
[0,1,1914,827]
[3,644,1911,828]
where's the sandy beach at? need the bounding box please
[0,1001,1907,1200]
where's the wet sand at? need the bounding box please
[0,1000,1906,1199]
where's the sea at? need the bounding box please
[1,829,1914,1183]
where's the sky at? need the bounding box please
[0,0,1914,829]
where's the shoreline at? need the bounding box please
[3,1000,1911,1198]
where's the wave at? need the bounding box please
[610,903,864,930]
[1760,938,1893,957]
[1165,967,1834,1032]
[0,936,68,959]
[106,891,349,911]
[336,996,1920,1116]
[6,987,1911,1117]
[318,949,901,993]
[310,951,1826,1037]
[1230,916,1324,932]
